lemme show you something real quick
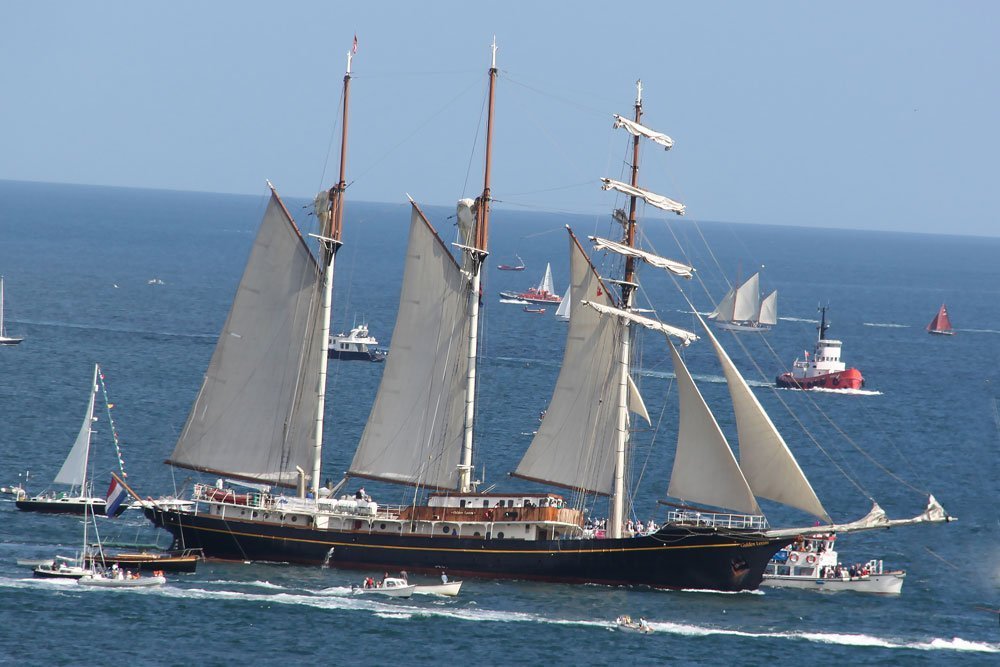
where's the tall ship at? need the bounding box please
[708,273,777,331]
[143,46,950,591]
[776,307,864,390]
[926,303,954,336]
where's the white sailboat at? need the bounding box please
[708,272,777,331]
[0,276,24,345]
[553,287,570,321]
[17,364,111,515]
[143,52,952,592]
[499,262,562,304]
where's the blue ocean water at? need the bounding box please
[0,179,997,664]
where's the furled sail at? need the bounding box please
[350,203,471,489]
[54,364,99,488]
[758,290,778,326]
[600,178,686,215]
[665,342,760,514]
[589,236,694,278]
[167,190,326,487]
[584,301,698,346]
[701,319,830,521]
[513,231,622,495]
[612,114,674,150]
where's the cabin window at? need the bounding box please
[460,500,466,508]
[442,525,450,534]
[291,516,297,522]
[473,532,481,537]
[525,525,530,533]
[483,500,489,508]
[380,523,386,530]
[497,532,505,539]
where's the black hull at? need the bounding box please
[327,350,385,362]
[16,498,106,515]
[144,507,787,591]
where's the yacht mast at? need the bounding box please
[609,80,642,539]
[458,38,497,493]
[311,46,353,496]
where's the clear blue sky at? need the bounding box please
[2,2,996,236]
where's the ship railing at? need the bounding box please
[666,510,768,530]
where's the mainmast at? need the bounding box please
[609,80,643,538]
[458,38,497,494]
[310,46,353,496]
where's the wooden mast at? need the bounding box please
[311,45,353,496]
[458,38,497,494]
[609,80,643,539]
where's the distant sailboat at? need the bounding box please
[554,287,570,321]
[499,262,562,304]
[16,365,109,515]
[927,304,954,336]
[708,273,777,331]
[0,276,24,345]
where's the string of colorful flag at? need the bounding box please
[96,365,127,479]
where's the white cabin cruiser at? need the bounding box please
[328,323,386,362]
[761,533,905,594]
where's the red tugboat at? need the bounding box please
[776,307,864,390]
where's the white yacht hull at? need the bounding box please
[762,571,904,594]
[413,581,462,596]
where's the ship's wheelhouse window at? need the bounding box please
[460,500,466,508]
[483,500,489,508]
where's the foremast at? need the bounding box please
[311,47,353,495]
[458,38,498,494]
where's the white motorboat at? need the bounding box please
[614,615,653,634]
[328,323,386,361]
[78,572,166,588]
[412,580,463,596]
[761,533,905,594]
[33,555,99,580]
[352,576,415,598]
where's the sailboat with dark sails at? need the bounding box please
[144,46,951,591]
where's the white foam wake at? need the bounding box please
[863,322,909,328]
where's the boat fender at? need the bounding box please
[789,553,799,563]
[806,555,817,564]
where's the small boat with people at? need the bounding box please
[761,533,905,594]
[33,555,99,579]
[328,323,386,361]
[775,306,864,390]
[523,306,546,314]
[352,574,416,598]
[77,568,166,588]
[614,615,653,634]
[926,303,955,336]
[400,570,462,596]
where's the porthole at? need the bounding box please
[442,525,450,534]
[291,516,297,522]
[380,523,386,530]
[497,532,505,539]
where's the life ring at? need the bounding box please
[806,555,817,564]
[789,553,799,563]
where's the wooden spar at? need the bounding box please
[111,471,143,502]
[330,54,352,245]
[622,80,642,296]
[459,39,497,494]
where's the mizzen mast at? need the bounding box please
[458,38,498,493]
[310,44,354,496]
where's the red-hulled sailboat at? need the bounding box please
[927,304,954,336]
[776,307,864,390]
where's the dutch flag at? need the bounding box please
[105,476,129,518]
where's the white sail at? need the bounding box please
[709,286,736,321]
[600,178,685,215]
[514,231,622,495]
[54,365,99,488]
[731,273,760,323]
[758,290,778,326]
[665,342,760,514]
[589,236,694,278]
[167,190,326,487]
[350,203,471,489]
[626,373,650,426]
[584,301,698,346]
[701,319,830,521]
[613,114,674,150]
[554,288,570,321]
[539,263,556,294]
